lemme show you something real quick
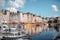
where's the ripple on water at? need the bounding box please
[31,29,58,40]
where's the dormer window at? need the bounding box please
[3,10,7,15]
[17,11,20,13]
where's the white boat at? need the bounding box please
[1,25,31,40]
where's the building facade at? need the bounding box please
[0,10,48,35]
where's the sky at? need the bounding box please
[0,0,60,17]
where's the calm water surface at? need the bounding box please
[0,29,58,40]
[31,29,58,40]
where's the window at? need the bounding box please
[48,20,52,23]
[0,26,1,28]
[3,10,7,15]
[0,26,1,30]
[53,20,57,23]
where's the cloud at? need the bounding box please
[0,0,25,12]
[8,1,19,8]
[8,0,25,12]
[8,0,25,8]
[51,5,58,12]
[0,0,5,6]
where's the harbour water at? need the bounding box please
[0,29,58,40]
[31,29,58,40]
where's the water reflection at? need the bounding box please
[31,29,58,40]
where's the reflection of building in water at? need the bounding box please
[48,16,60,32]
[0,10,48,35]
[56,17,60,31]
